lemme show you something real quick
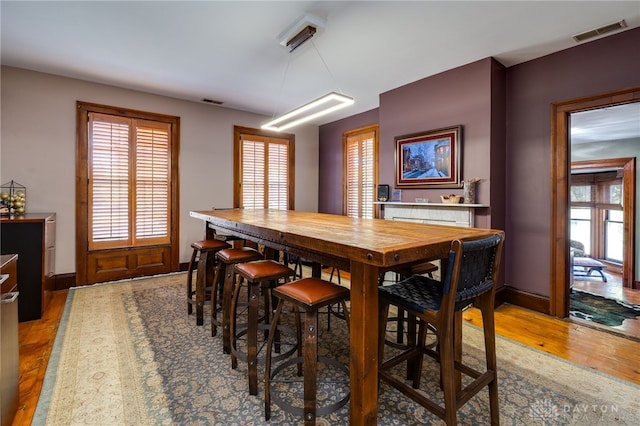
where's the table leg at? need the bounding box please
[349,261,379,425]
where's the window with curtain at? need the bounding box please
[233,126,294,210]
[344,125,379,218]
[88,113,171,249]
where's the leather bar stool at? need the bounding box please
[264,278,350,425]
[211,247,263,352]
[230,259,296,395]
[186,239,231,326]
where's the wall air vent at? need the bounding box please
[573,19,627,42]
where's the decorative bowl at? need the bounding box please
[440,194,462,204]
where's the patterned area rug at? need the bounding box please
[570,289,640,327]
[34,273,640,425]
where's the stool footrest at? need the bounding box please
[231,323,298,366]
[269,355,350,418]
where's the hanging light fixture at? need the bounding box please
[262,14,354,132]
[261,92,354,131]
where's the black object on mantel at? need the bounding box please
[0,213,56,322]
[377,184,390,202]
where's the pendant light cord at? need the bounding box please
[270,36,343,120]
[311,40,343,94]
[270,54,292,120]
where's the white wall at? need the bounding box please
[0,66,319,274]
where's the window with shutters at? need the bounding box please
[343,125,379,218]
[87,113,172,249]
[76,102,179,284]
[233,126,294,210]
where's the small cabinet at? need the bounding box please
[1,254,19,426]
[1,213,56,321]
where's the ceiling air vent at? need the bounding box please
[573,19,627,42]
[202,98,223,105]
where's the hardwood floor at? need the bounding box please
[12,290,67,426]
[11,287,640,426]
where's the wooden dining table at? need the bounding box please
[190,208,503,425]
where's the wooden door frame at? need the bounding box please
[550,87,640,317]
[76,101,181,285]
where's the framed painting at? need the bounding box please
[395,125,462,188]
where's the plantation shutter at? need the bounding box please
[240,133,289,210]
[268,142,288,210]
[88,113,171,249]
[345,130,376,218]
[241,139,266,209]
[135,120,170,242]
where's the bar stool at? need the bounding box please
[264,278,350,425]
[378,234,504,425]
[186,239,231,326]
[230,259,297,395]
[211,247,263,352]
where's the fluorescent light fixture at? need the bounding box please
[261,92,354,131]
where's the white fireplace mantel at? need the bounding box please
[374,201,489,228]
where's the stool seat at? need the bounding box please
[186,239,231,326]
[191,239,231,252]
[274,278,350,308]
[217,246,263,263]
[234,260,295,282]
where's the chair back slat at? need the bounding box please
[442,233,503,311]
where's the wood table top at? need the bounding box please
[191,209,503,268]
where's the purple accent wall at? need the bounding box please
[320,57,506,229]
[319,28,639,299]
[378,57,505,230]
[506,28,640,295]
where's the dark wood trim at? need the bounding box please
[54,273,77,291]
[550,87,640,317]
[498,286,550,315]
[233,126,295,210]
[76,101,181,285]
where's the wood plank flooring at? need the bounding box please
[11,287,640,426]
[11,290,67,426]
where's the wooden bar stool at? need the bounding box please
[378,234,504,425]
[264,278,350,425]
[186,239,231,326]
[211,247,263,352]
[230,259,297,395]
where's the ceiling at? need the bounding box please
[571,102,640,144]
[2,1,640,132]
